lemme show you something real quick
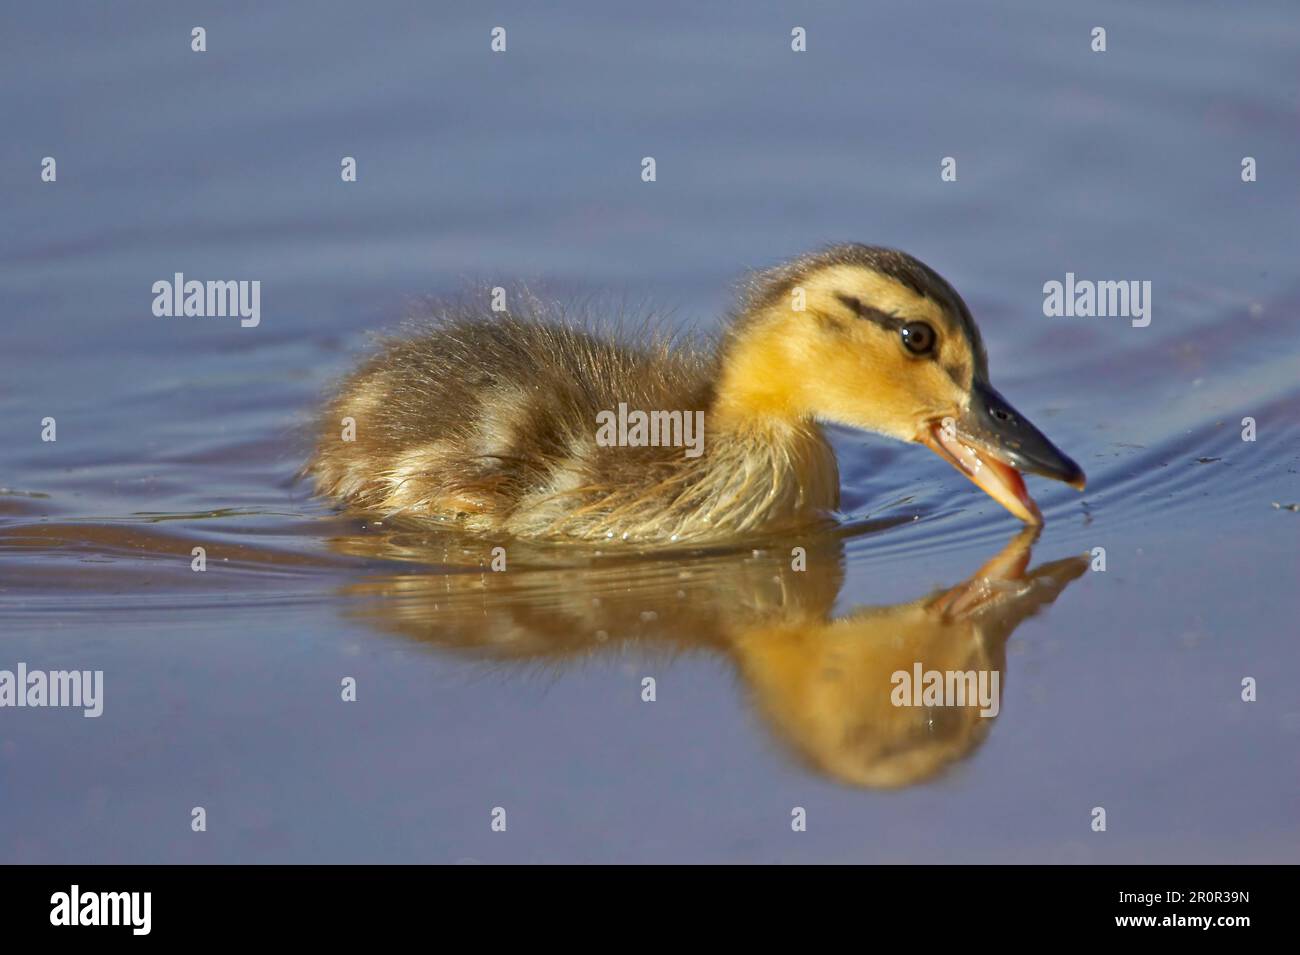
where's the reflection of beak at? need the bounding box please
[921,381,1086,525]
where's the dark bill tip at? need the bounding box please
[965,382,1086,489]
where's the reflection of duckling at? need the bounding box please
[309,245,1084,543]
[731,532,1085,787]
[331,527,1086,789]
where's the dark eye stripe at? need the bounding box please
[835,293,904,332]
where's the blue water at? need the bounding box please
[1,1,1297,862]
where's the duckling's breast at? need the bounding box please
[308,313,841,543]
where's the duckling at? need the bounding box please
[308,244,1085,543]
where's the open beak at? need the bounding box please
[920,381,1085,525]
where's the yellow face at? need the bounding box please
[716,254,1085,524]
[717,262,977,442]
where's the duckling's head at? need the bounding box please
[715,244,1084,523]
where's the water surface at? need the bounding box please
[1,1,1298,862]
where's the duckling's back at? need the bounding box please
[308,309,718,537]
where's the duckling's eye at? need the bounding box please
[900,321,936,356]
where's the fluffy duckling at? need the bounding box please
[308,244,1084,542]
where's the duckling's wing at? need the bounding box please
[307,311,715,533]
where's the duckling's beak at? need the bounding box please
[921,381,1086,525]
